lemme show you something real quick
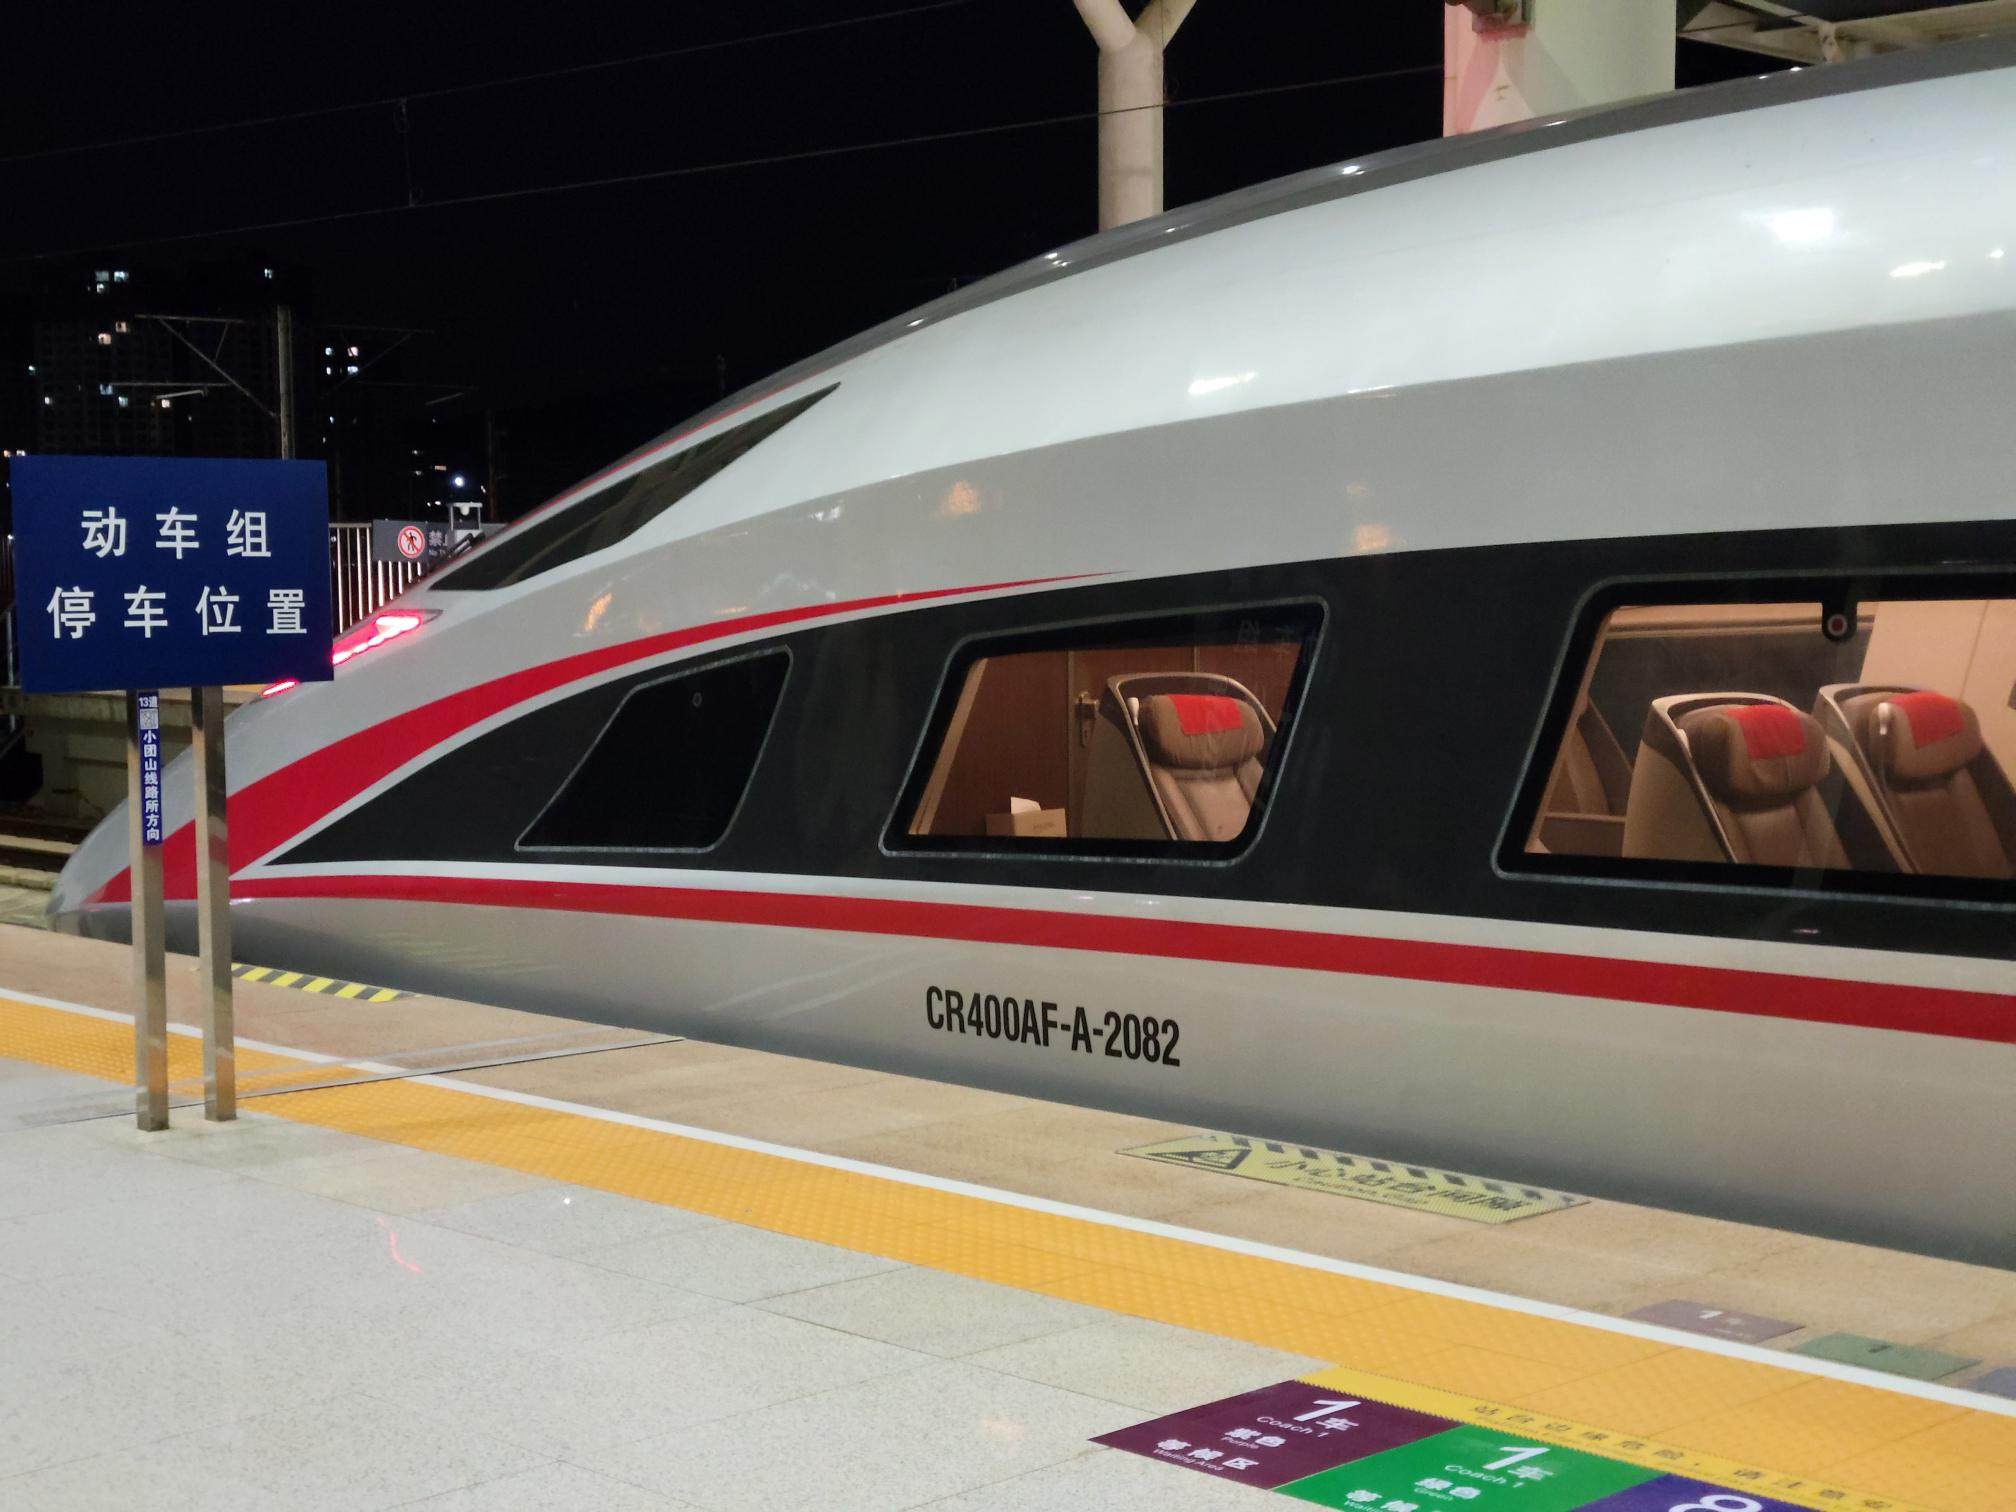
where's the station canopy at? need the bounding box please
[1682,0,2016,61]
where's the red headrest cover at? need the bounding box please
[1876,692,1982,781]
[1137,694,1265,771]
[1681,703,1829,803]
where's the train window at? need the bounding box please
[892,604,1321,857]
[434,388,834,591]
[520,650,789,852]
[1512,589,2016,890]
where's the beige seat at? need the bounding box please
[1080,673,1275,843]
[1823,686,2015,879]
[1622,694,1848,869]
[1535,701,1632,855]
[1132,691,1269,842]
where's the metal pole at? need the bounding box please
[275,304,296,460]
[126,690,168,1131]
[1073,0,1197,230]
[191,684,234,1120]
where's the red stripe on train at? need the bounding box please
[227,872,2016,1045]
[91,576,1092,907]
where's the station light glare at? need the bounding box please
[1187,371,1256,397]
[1889,259,1948,279]
[1764,207,1836,245]
[451,474,466,489]
[1991,248,2007,260]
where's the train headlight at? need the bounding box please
[261,609,440,697]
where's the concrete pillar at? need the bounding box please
[1074,0,1199,230]
[1444,0,1674,136]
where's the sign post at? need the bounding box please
[191,684,232,1119]
[128,689,168,1130]
[12,456,333,1129]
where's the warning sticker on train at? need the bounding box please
[1119,1134,1586,1223]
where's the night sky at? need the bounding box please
[4,2,1776,511]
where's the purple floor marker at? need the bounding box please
[1969,1365,2016,1399]
[1578,1474,1808,1510]
[1095,1378,1453,1489]
[1627,1299,1800,1344]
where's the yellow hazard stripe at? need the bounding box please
[231,963,406,1002]
[0,992,2003,1512]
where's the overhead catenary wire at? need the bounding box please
[0,0,987,168]
[6,64,1441,264]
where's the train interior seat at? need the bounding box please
[1535,702,1632,855]
[1082,673,1275,843]
[1621,694,1849,869]
[1817,685,2016,879]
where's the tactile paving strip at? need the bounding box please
[2,991,2008,1512]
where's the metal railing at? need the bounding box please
[329,522,427,631]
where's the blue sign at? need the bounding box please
[136,692,163,845]
[11,456,333,694]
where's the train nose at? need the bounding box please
[40,682,301,944]
[47,795,137,940]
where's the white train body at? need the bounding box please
[51,43,2016,1265]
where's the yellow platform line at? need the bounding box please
[1,991,2007,1512]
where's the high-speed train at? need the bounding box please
[51,40,2016,1266]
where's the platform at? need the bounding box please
[0,925,2011,1511]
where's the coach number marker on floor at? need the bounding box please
[1098,1372,1927,1511]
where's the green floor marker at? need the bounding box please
[1792,1332,1979,1381]
[1279,1424,1655,1510]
